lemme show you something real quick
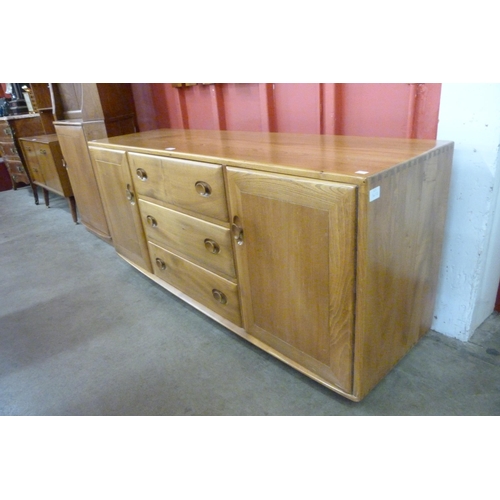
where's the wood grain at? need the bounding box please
[128,152,229,223]
[226,167,357,392]
[148,242,242,326]
[353,147,453,399]
[138,199,235,279]
[89,146,152,272]
[54,122,111,241]
[91,128,449,184]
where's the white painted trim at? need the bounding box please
[433,84,500,341]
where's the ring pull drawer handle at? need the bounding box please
[136,168,148,181]
[212,289,227,305]
[155,258,166,270]
[195,181,212,197]
[204,238,220,254]
[146,215,158,227]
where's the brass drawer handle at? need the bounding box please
[136,168,148,181]
[204,238,220,254]
[4,127,12,136]
[155,258,166,270]
[125,184,135,204]
[146,215,158,227]
[212,289,227,305]
[40,149,47,155]
[195,181,212,197]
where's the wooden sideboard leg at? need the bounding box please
[68,196,78,224]
[43,188,50,207]
[31,184,39,204]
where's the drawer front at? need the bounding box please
[139,199,236,279]
[0,123,13,138]
[5,159,29,184]
[0,141,18,157]
[148,242,241,326]
[20,140,44,183]
[128,152,228,222]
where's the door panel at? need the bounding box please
[55,124,110,239]
[89,147,152,272]
[226,168,357,392]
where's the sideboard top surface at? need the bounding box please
[89,128,453,184]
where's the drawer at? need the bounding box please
[128,152,228,223]
[0,141,17,156]
[0,123,13,138]
[5,159,26,175]
[148,242,242,326]
[6,160,30,185]
[139,199,236,279]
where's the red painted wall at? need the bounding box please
[131,83,442,139]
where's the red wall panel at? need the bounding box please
[273,83,321,134]
[221,84,263,132]
[132,83,443,140]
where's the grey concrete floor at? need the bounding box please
[1,187,499,415]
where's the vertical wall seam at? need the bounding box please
[211,84,226,130]
[406,83,422,138]
[259,83,276,133]
[177,87,189,129]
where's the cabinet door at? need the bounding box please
[35,143,64,194]
[54,123,111,241]
[226,168,357,393]
[89,147,152,272]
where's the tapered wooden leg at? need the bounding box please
[31,184,39,204]
[43,188,50,207]
[67,196,78,224]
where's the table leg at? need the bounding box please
[67,196,78,224]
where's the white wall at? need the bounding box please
[432,84,500,341]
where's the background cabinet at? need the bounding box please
[53,83,138,242]
[19,134,76,223]
[0,114,45,202]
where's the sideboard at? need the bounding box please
[88,129,453,401]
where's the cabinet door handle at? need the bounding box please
[146,215,158,227]
[62,159,67,168]
[212,289,227,305]
[125,184,135,204]
[204,238,220,254]
[195,181,212,197]
[136,168,148,181]
[231,216,244,245]
[155,258,166,270]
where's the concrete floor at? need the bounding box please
[1,187,499,415]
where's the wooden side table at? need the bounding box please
[19,134,78,223]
